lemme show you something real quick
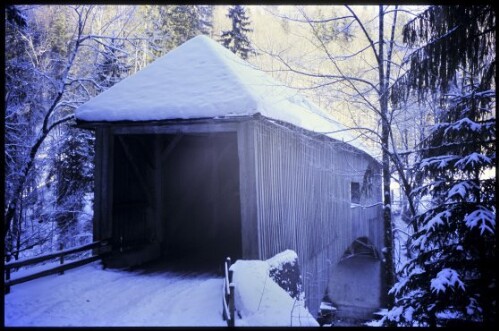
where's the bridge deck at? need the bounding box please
[5,260,225,327]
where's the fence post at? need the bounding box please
[226,257,232,282]
[59,243,64,275]
[229,283,235,327]
[5,266,11,294]
[100,240,107,270]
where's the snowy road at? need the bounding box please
[4,261,226,326]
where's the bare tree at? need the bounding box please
[5,5,92,250]
[4,5,147,260]
[5,4,220,261]
[261,5,431,304]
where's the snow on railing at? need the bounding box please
[222,257,235,327]
[4,239,111,294]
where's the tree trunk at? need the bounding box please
[378,5,395,307]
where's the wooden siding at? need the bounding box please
[249,118,384,316]
[237,122,259,259]
[93,127,114,244]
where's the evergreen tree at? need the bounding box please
[220,5,254,60]
[385,6,496,326]
[165,5,207,50]
[197,5,214,37]
[49,124,94,247]
[144,5,213,59]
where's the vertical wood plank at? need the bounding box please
[229,283,235,327]
[103,129,114,243]
[93,127,114,254]
[93,128,104,244]
[154,135,163,247]
[237,121,259,259]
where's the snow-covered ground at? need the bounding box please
[5,254,319,327]
[5,261,226,327]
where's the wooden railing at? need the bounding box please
[222,257,235,327]
[4,239,110,294]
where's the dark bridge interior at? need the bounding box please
[161,132,242,265]
[111,132,242,272]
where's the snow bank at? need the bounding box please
[76,35,378,158]
[230,252,318,326]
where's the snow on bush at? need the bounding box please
[229,251,318,326]
[266,249,298,270]
[266,249,304,300]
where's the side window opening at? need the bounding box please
[361,164,374,200]
[351,182,361,204]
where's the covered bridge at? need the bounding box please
[76,35,385,320]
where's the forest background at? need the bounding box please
[4,4,495,327]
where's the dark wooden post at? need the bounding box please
[226,257,232,282]
[59,243,64,275]
[225,256,235,327]
[101,240,108,270]
[5,266,11,294]
[229,283,235,327]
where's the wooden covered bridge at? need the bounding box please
[76,35,385,320]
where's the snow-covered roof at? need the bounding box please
[76,35,378,158]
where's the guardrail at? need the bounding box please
[222,257,235,327]
[4,239,110,294]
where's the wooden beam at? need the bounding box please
[161,134,183,162]
[135,137,155,170]
[112,122,240,135]
[78,116,253,132]
[105,131,114,241]
[93,128,104,242]
[97,128,113,242]
[154,136,163,245]
[117,136,153,205]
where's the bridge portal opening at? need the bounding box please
[327,237,382,320]
[109,132,242,271]
[160,132,242,267]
